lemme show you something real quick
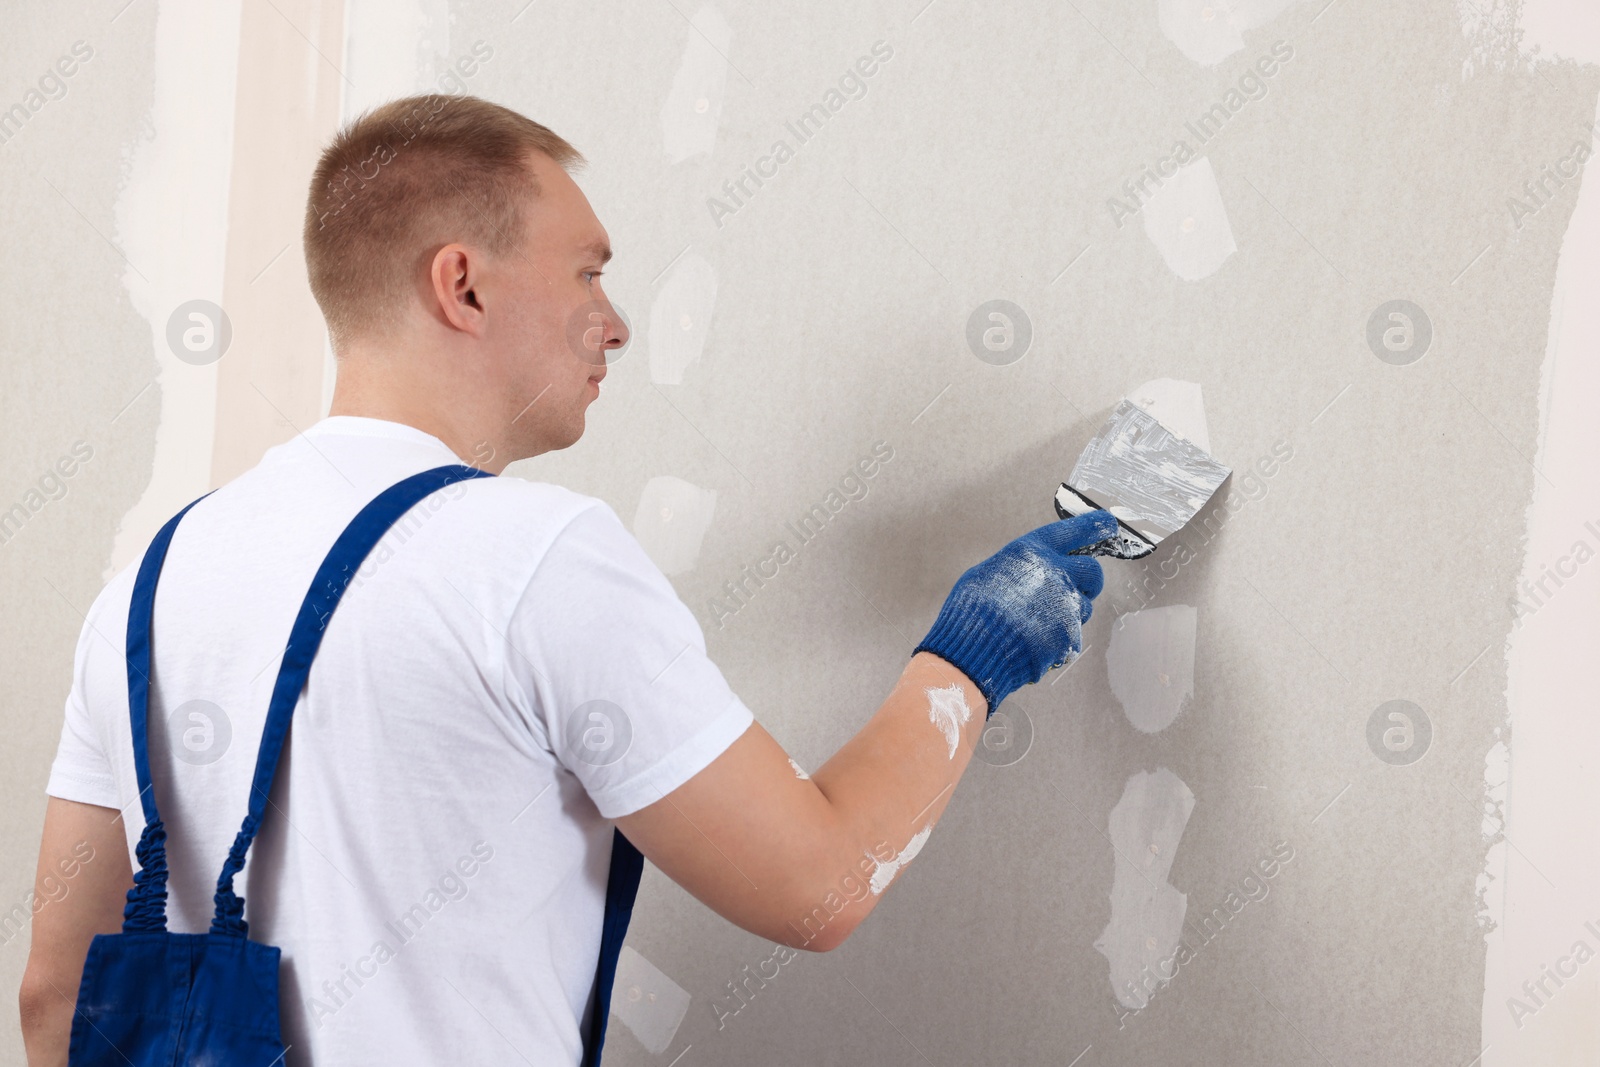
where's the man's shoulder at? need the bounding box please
[448,472,610,527]
[429,473,625,559]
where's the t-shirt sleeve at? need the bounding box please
[504,499,755,820]
[46,606,120,808]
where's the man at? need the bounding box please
[20,94,1111,1064]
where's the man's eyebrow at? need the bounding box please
[581,241,613,265]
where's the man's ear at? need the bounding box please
[429,243,487,336]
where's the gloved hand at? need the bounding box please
[913,510,1116,718]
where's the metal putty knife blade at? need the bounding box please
[1054,399,1232,560]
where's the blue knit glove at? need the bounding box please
[913,510,1116,718]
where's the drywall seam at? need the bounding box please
[1481,3,1600,1062]
[106,0,244,579]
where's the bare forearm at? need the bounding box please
[798,651,988,949]
[20,799,133,1067]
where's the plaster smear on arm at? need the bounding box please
[925,682,973,759]
[867,823,934,896]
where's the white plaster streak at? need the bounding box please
[649,250,718,384]
[631,475,718,575]
[1141,157,1237,281]
[1481,5,1600,1063]
[788,757,809,780]
[1095,768,1196,1009]
[1106,605,1198,733]
[106,0,244,579]
[661,4,732,163]
[925,682,972,759]
[867,823,933,896]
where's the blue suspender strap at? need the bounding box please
[122,492,217,933]
[208,464,495,937]
[584,828,645,1067]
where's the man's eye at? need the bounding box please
[584,271,603,284]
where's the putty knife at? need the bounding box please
[1054,399,1232,559]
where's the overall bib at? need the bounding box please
[69,464,646,1066]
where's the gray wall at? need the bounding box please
[3,1,1596,1064]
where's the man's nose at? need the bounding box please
[603,304,629,351]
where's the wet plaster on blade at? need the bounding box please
[631,475,718,575]
[661,4,731,163]
[649,249,718,384]
[1095,768,1196,1009]
[1106,605,1198,734]
[1068,400,1232,544]
[1142,157,1237,281]
[926,682,973,759]
[868,824,933,896]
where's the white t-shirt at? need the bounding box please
[46,415,755,1066]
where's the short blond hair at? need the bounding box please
[303,93,583,348]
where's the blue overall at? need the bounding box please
[69,464,646,1066]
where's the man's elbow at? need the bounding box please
[801,919,858,953]
[18,966,69,1047]
[762,891,869,953]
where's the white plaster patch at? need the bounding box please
[649,250,718,384]
[1128,379,1211,453]
[106,0,244,577]
[1481,737,1508,840]
[1456,0,1525,79]
[661,4,732,163]
[343,0,452,111]
[925,682,973,759]
[868,824,933,896]
[1480,5,1600,1061]
[1141,157,1237,282]
[1475,735,1509,934]
[610,945,693,1054]
[1095,768,1196,1009]
[631,475,718,575]
[1106,605,1198,734]
[1158,0,1303,66]
[788,757,810,780]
